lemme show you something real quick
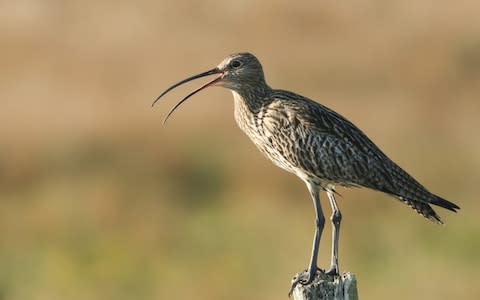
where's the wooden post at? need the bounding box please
[291,272,359,300]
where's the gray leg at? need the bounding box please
[306,183,325,280]
[325,190,342,275]
[289,182,325,295]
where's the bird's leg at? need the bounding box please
[306,189,325,279]
[325,191,342,275]
[289,183,325,296]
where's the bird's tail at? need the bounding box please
[396,194,459,225]
[429,194,460,212]
[384,165,460,224]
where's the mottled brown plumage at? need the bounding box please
[153,52,459,294]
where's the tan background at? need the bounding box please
[1,1,479,299]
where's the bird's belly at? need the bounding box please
[257,141,297,173]
[244,126,301,175]
[233,91,315,179]
[234,115,296,174]
[235,118,339,188]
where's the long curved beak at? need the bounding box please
[152,67,223,124]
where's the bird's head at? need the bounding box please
[152,52,266,123]
[215,52,265,90]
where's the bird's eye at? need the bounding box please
[231,60,241,68]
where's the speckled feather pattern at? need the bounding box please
[233,86,458,224]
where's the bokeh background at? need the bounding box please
[1,1,479,299]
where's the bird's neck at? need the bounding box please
[231,84,272,114]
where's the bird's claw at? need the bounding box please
[288,267,324,297]
[324,265,339,276]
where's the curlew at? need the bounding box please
[152,52,459,294]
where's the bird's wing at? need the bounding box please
[264,90,458,222]
[269,90,394,187]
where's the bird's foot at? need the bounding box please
[288,266,324,297]
[324,265,339,276]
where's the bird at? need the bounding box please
[152,52,460,295]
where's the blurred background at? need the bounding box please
[1,0,479,299]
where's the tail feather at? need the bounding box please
[360,160,460,223]
[381,163,460,223]
[430,195,460,212]
[392,191,460,224]
[397,196,444,224]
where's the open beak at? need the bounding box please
[152,67,223,124]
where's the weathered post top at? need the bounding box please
[291,272,359,300]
